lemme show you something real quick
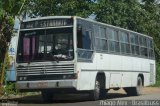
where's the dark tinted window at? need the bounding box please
[101,40,108,50]
[147,38,154,59]
[100,27,107,38]
[140,47,148,57]
[120,31,130,54]
[107,28,118,41]
[148,38,153,49]
[120,32,129,43]
[95,26,108,51]
[94,25,99,37]
[83,31,92,49]
[108,28,120,53]
[139,36,147,47]
[130,34,138,44]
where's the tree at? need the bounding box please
[0,0,26,60]
[24,0,94,18]
[95,0,146,31]
[141,0,160,61]
[0,0,26,90]
[94,0,160,61]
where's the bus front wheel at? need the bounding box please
[41,90,53,103]
[89,80,100,100]
[89,77,107,100]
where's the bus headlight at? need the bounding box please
[63,75,67,79]
[19,77,23,81]
[23,77,27,80]
[19,77,27,81]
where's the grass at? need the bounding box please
[151,63,160,87]
[150,81,160,87]
[3,82,19,95]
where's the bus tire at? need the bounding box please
[89,79,100,101]
[89,77,107,100]
[124,76,143,96]
[41,90,53,103]
[100,88,107,99]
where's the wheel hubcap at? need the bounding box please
[95,80,100,98]
[137,78,142,93]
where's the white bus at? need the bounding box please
[16,16,155,102]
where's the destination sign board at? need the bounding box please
[20,18,73,29]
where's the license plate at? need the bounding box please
[37,82,48,88]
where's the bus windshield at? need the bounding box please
[17,27,74,63]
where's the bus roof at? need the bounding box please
[22,16,153,39]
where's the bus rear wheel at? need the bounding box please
[124,76,143,96]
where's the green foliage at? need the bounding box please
[7,16,14,26]
[0,53,18,95]
[0,10,4,20]
[4,82,18,95]
[0,0,25,94]
[24,0,94,18]
[151,81,160,87]
[94,0,160,61]
[156,63,160,81]
[150,63,160,87]
[0,0,25,54]
[1,0,25,16]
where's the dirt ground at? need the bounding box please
[108,87,160,95]
[0,87,160,100]
[141,87,160,94]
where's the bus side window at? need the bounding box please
[83,31,92,49]
[77,25,92,50]
[148,38,154,59]
[130,34,139,55]
[139,36,148,57]
[120,31,130,54]
[108,28,119,53]
[77,25,83,48]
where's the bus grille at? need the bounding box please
[17,64,74,76]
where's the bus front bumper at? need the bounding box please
[16,80,77,90]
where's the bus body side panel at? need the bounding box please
[143,60,156,86]
[76,55,97,90]
[77,70,97,90]
[143,73,150,86]
[96,53,123,88]
[75,17,156,91]
[123,58,155,87]
[76,53,156,91]
[121,56,141,87]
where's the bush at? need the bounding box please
[3,82,19,95]
[152,63,160,87]
[151,81,160,87]
[156,63,160,81]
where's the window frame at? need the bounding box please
[95,25,108,52]
[119,31,131,54]
[129,33,140,56]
